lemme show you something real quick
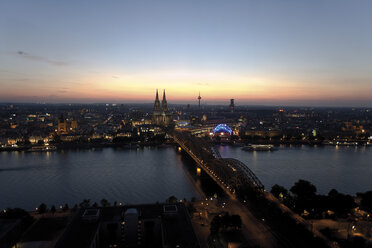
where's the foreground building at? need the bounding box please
[55,203,199,248]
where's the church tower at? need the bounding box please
[162,89,168,111]
[152,89,162,125]
[154,89,161,112]
[152,89,172,126]
[57,114,67,134]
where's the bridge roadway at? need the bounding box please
[172,131,264,199]
[173,131,289,247]
[173,131,336,248]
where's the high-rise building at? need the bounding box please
[229,99,235,112]
[197,92,202,109]
[152,89,172,126]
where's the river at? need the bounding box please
[1,145,371,210]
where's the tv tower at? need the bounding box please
[197,92,201,108]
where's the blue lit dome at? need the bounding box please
[213,124,232,135]
[176,120,189,127]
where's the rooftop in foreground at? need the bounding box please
[55,203,200,248]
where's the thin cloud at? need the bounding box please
[16,50,69,66]
[0,68,28,76]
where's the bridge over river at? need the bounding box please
[172,131,264,199]
[173,131,337,248]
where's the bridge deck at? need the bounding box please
[173,131,264,199]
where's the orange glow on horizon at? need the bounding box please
[1,69,372,104]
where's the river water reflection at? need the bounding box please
[0,146,200,210]
[218,144,372,196]
[1,145,371,210]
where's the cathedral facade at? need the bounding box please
[152,89,172,126]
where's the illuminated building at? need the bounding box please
[57,115,78,134]
[213,124,233,142]
[152,89,172,126]
[57,115,68,134]
[243,130,282,138]
[70,120,78,131]
[7,138,18,146]
[213,124,233,135]
[60,134,82,142]
[131,119,152,127]
[28,136,43,144]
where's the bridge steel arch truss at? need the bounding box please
[173,131,264,199]
[220,158,264,191]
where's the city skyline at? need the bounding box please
[1,0,372,107]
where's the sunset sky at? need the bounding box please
[1,0,372,106]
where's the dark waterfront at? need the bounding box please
[1,145,372,210]
[0,146,201,210]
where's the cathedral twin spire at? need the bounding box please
[153,89,171,126]
[162,89,168,111]
[154,89,167,111]
[154,89,161,111]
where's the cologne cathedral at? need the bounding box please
[152,89,172,126]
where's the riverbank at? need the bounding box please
[2,138,371,153]
[0,141,177,152]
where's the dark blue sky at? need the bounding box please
[1,0,372,106]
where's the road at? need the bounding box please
[191,198,292,248]
[226,199,288,248]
